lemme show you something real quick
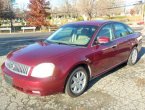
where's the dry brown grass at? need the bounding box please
[135,77,145,87]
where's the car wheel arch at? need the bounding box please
[63,63,91,93]
[127,46,138,65]
[131,44,138,52]
[130,39,138,49]
[132,42,138,48]
[127,44,138,59]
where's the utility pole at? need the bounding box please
[143,3,145,22]
[138,0,145,21]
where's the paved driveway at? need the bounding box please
[0,46,145,110]
[0,32,145,110]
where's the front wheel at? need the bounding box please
[65,67,89,97]
[127,47,138,66]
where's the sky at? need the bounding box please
[50,0,64,7]
[15,0,144,10]
[15,0,29,9]
[126,0,144,5]
[15,0,64,9]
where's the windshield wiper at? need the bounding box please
[57,42,83,46]
[68,44,81,46]
[44,40,68,45]
[45,40,84,47]
[44,40,53,43]
[56,42,84,47]
[55,42,70,45]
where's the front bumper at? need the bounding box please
[1,63,64,96]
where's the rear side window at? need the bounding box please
[114,23,129,38]
[126,26,134,34]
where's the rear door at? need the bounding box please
[113,23,132,63]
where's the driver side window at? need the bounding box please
[97,24,114,41]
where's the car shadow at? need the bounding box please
[138,47,145,61]
[87,47,145,91]
[87,63,127,91]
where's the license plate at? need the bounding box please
[4,74,13,86]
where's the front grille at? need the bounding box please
[5,60,30,76]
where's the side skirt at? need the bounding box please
[90,60,127,81]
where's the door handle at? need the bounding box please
[111,44,117,48]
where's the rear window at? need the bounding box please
[114,23,129,38]
[126,26,134,34]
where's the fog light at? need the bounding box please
[32,91,40,94]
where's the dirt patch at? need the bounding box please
[134,77,145,87]
[0,56,6,66]
[45,90,116,110]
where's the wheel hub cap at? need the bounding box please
[71,71,87,94]
[131,49,138,64]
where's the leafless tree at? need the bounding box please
[96,0,111,16]
[76,0,96,20]
[51,0,77,18]
[75,0,123,20]
[95,0,123,17]
[60,0,76,15]
[0,0,15,18]
[133,4,142,15]
[50,0,124,19]
[0,0,15,31]
[0,0,6,12]
[0,1,3,12]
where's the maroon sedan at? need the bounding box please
[1,20,142,97]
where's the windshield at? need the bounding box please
[46,25,98,46]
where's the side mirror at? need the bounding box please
[97,36,110,44]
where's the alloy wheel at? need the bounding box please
[70,71,87,94]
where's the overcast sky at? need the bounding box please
[15,0,64,9]
[15,0,144,10]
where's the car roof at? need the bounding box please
[65,20,115,27]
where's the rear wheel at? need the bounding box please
[65,67,89,97]
[127,47,138,66]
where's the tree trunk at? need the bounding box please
[10,17,14,32]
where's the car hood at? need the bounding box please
[7,42,80,66]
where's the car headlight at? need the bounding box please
[31,63,55,78]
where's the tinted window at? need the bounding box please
[97,24,114,41]
[126,26,134,34]
[114,23,129,38]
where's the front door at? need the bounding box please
[91,24,118,76]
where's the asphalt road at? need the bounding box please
[0,32,50,44]
[0,32,50,56]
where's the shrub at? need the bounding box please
[77,16,84,21]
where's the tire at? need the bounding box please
[127,47,138,66]
[65,67,89,97]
